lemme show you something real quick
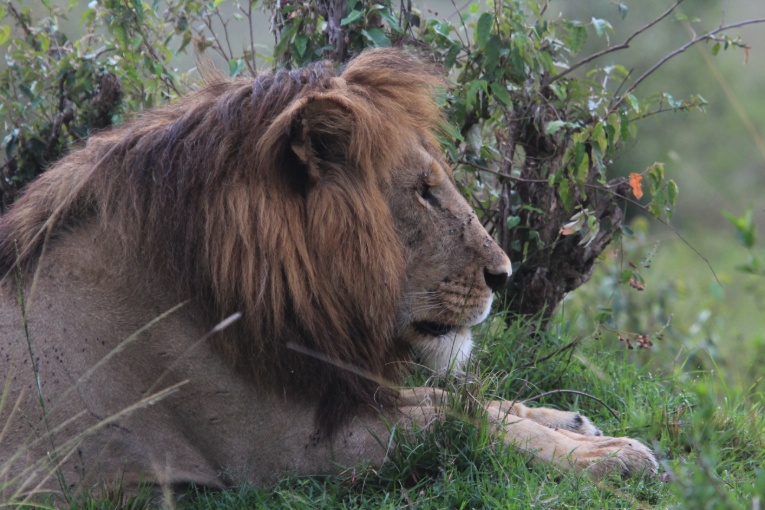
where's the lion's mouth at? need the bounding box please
[412,321,457,337]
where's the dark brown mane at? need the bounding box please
[0,49,445,433]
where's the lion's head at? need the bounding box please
[0,49,510,433]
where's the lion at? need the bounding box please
[0,49,656,500]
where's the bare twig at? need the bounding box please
[199,16,231,62]
[247,1,257,74]
[522,389,620,421]
[215,9,235,63]
[129,19,181,96]
[607,17,765,115]
[6,1,38,49]
[550,0,684,83]
[449,0,470,53]
[517,338,580,370]
[458,158,722,286]
[596,180,722,287]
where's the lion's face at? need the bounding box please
[387,147,512,371]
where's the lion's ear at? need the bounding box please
[289,98,354,184]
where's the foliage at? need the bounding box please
[0,0,191,208]
[724,206,765,277]
[172,321,761,509]
[2,1,764,508]
[5,0,750,316]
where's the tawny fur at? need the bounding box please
[0,49,656,500]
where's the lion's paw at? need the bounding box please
[559,431,659,479]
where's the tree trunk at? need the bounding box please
[317,0,349,63]
[495,103,631,322]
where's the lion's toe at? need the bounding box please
[566,413,602,436]
[580,436,658,480]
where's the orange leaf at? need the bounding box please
[629,172,643,200]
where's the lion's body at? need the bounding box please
[0,226,380,489]
[0,50,656,501]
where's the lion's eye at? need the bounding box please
[418,183,441,208]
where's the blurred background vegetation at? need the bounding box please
[1,0,763,411]
[557,1,765,395]
[1,1,764,508]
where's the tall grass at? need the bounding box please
[180,314,761,509]
[3,280,763,508]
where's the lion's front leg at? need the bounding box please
[485,400,658,479]
[396,388,657,479]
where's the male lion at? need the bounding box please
[0,49,656,500]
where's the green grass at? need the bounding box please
[174,313,762,509]
[6,285,764,509]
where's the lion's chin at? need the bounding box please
[410,326,473,373]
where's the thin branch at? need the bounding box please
[215,9,235,64]
[129,19,181,96]
[517,337,579,369]
[608,17,765,115]
[521,389,620,421]
[448,0,471,54]
[198,17,231,62]
[457,158,547,183]
[247,1,257,74]
[601,185,722,286]
[550,0,684,83]
[460,159,722,285]
[6,1,38,49]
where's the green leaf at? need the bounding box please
[539,51,555,74]
[0,25,10,46]
[506,216,521,230]
[592,122,607,154]
[130,34,143,51]
[593,307,613,323]
[341,9,364,26]
[617,3,628,19]
[711,42,721,56]
[618,111,630,141]
[559,178,572,211]
[361,28,391,48]
[566,24,588,54]
[573,141,586,168]
[444,41,461,69]
[274,23,298,58]
[545,120,568,135]
[228,59,244,77]
[465,79,487,111]
[626,94,640,113]
[377,6,402,34]
[723,207,756,248]
[591,18,612,38]
[667,179,678,206]
[294,34,308,57]
[490,82,512,107]
[440,121,464,143]
[475,12,493,48]
[434,20,452,38]
[575,151,589,185]
[648,162,665,188]
[213,0,227,6]
[483,35,501,69]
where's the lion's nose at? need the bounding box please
[483,266,511,293]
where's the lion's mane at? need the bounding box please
[0,50,445,432]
